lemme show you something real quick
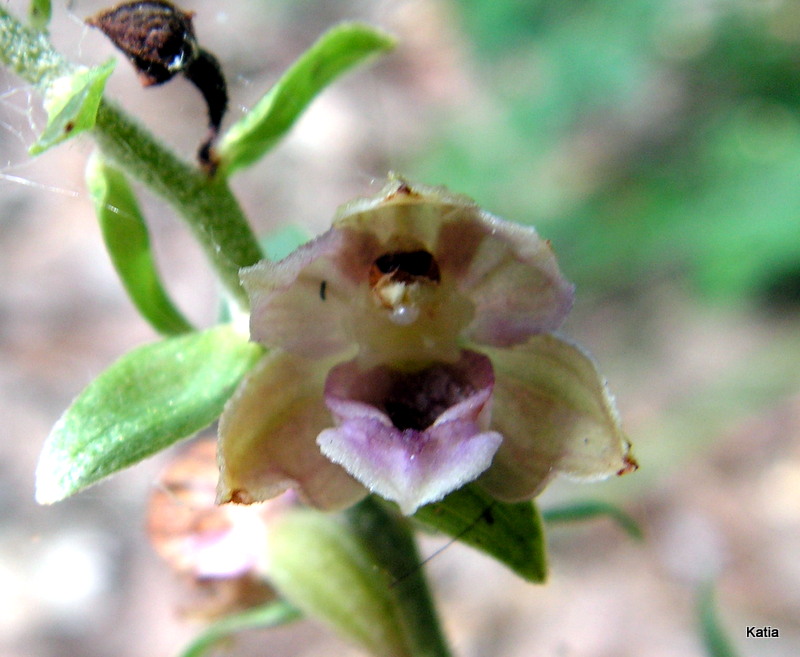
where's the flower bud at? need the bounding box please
[264,509,413,657]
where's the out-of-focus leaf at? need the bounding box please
[698,583,741,657]
[542,499,643,540]
[219,22,394,174]
[30,59,115,154]
[86,151,193,336]
[28,0,51,29]
[36,325,263,504]
[177,601,301,657]
[413,484,547,582]
[262,224,310,262]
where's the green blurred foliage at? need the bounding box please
[412,0,800,304]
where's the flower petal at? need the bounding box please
[338,178,575,347]
[317,352,503,514]
[243,179,573,367]
[217,351,367,511]
[478,334,636,501]
[240,229,375,358]
[436,212,575,347]
[318,420,502,515]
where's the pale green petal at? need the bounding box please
[217,351,367,511]
[479,334,636,500]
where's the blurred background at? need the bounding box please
[1,0,799,655]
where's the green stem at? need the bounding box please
[0,6,262,308]
[0,6,71,84]
[92,101,262,307]
[346,497,453,657]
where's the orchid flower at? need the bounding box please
[218,178,636,515]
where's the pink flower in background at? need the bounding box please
[218,178,636,515]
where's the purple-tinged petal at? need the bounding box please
[317,352,503,514]
[318,419,502,515]
[240,228,378,358]
[436,212,574,347]
[217,351,367,511]
[478,334,636,501]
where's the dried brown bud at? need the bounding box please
[87,1,198,86]
[87,1,228,172]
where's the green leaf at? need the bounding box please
[542,499,644,540]
[413,484,547,582]
[219,22,395,174]
[177,601,301,657]
[698,583,741,657]
[28,0,51,30]
[85,151,194,336]
[36,325,263,504]
[30,59,115,154]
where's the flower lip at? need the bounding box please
[317,351,503,513]
[324,352,494,433]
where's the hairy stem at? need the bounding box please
[0,6,261,307]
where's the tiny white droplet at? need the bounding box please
[390,304,419,325]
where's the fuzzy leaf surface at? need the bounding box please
[36,326,263,503]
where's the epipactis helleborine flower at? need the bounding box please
[218,178,636,514]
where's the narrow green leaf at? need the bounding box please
[413,485,547,583]
[28,0,51,30]
[698,584,741,657]
[542,499,644,540]
[177,601,301,657]
[86,151,194,336]
[30,58,115,154]
[36,325,263,504]
[219,22,395,174]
